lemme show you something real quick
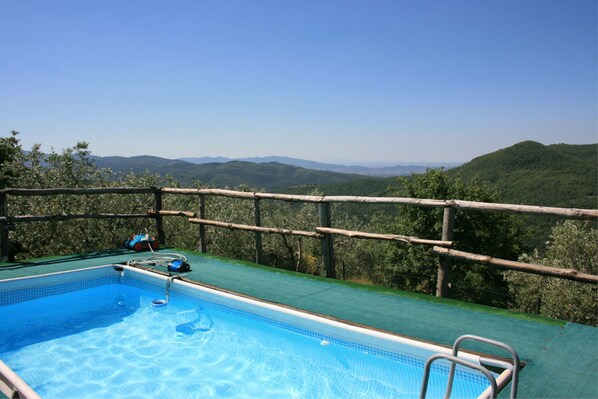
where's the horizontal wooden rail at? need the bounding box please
[316,227,452,246]
[433,246,598,284]
[148,210,196,218]
[323,196,447,207]
[188,218,324,238]
[449,200,598,219]
[2,187,156,196]
[160,187,257,199]
[0,213,150,223]
[255,192,324,203]
[161,188,326,202]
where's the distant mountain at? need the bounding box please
[178,156,232,164]
[448,141,597,209]
[178,156,457,177]
[94,155,189,170]
[94,156,366,190]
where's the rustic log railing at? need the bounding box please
[1,187,597,296]
[433,247,598,284]
[315,227,452,247]
[187,218,323,238]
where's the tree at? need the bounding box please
[505,220,598,326]
[0,131,25,189]
[378,169,527,307]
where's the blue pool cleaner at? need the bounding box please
[127,252,191,274]
[124,232,159,252]
[168,259,191,273]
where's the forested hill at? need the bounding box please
[94,156,365,190]
[448,141,597,208]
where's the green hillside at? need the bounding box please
[446,141,597,251]
[95,156,366,190]
[448,141,597,208]
[279,176,398,196]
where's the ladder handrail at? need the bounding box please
[420,353,498,399]
[0,360,42,399]
[446,335,520,399]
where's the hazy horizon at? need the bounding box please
[93,151,464,168]
[108,138,593,166]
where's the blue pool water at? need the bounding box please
[0,268,493,398]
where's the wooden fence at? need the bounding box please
[1,187,597,297]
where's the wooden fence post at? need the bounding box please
[0,192,9,262]
[254,198,263,264]
[198,195,207,253]
[154,188,165,245]
[318,202,336,278]
[436,207,456,297]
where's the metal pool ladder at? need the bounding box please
[420,334,520,399]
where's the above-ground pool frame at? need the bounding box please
[0,264,520,399]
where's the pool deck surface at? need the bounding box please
[1,249,596,398]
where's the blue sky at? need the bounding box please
[1,0,596,164]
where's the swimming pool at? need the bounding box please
[0,265,510,398]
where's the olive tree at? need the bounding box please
[379,169,527,307]
[505,220,597,326]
